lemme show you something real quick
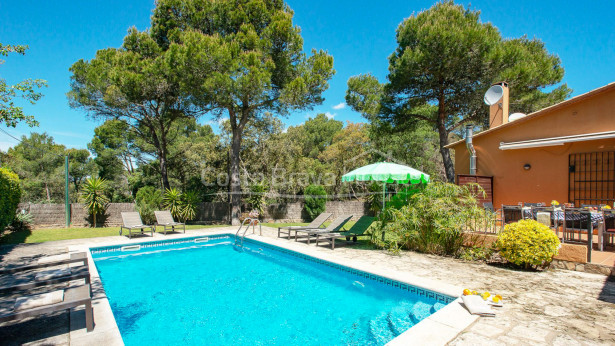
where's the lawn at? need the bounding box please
[0,224,225,245]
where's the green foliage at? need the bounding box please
[377,182,488,256]
[246,182,267,215]
[0,168,21,231]
[135,186,163,224]
[459,245,495,262]
[346,1,571,182]
[303,185,327,221]
[10,211,34,233]
[0,43,47,127]
[81,178,109,227]
[495,219,560,269]
[163,188,184,221]
[181,191,199,222]
[153,0,335,222]
[4,133,65,203]
[299,114,343,158]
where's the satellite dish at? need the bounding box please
[509,113,527,122]
[484,85,504,106]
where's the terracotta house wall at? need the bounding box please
[451,85,615,207]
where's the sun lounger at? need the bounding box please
[315,216,375,249]
[277,212,333,239]
[120,212,154,239]
[0,252,88,275]
[294,215,353,244]
[0,284,94,332]
[155,210,186,235]
[0,265,90,294]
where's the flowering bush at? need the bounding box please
[551,200,559,206]
[495,219,560,269]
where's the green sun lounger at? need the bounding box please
[294,214,353,244]
[316,215,376,249]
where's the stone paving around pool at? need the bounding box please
[1,225,614,345]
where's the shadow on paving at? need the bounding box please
[0,310,69,345]
[599,277,615,304]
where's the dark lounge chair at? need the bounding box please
[294,215,353,244]
[315,216,376,249]
[277,212,333,239]
[0,265,90,294]
[0,252,88,275]
[0,284,94,332]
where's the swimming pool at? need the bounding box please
[91,235,454,345]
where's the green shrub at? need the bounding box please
[0,168,21,231]
[135,186,163,224]
[10,211,34,233]
[181,190,199,222]
[303,185,327,221]
[495,219,560,269]
[81,178,109,227]
[246,182,267,215]
[376,182,489,256]
[163,188,184,221]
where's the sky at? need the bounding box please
[1,0,614,151]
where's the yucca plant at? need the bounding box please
[181,190,200,222]
[163,188,184,221]
[81,177,109,227]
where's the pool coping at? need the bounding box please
[69,227,479,345]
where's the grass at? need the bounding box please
[0,224,225,245]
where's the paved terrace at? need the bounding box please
[1,226,614,345]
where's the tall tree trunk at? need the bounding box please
[437,99,456,183]
[45,182,51,201]
[229,126,242,225]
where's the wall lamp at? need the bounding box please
[523,164,531,171]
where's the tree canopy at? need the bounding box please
[150,0,335,223]
[0,43,47,127]
[346,1,571,182]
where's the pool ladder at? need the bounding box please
[234,218,261,250]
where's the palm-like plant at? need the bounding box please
[163,188,184,221]
[181,191,199,222]
[81,177,109,227]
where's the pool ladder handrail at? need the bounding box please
[234,218,262,248]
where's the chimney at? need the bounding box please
[489,82,509,129]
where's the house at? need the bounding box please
[446,82,615,208]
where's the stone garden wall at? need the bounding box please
[18,200,371,227]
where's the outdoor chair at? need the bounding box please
[0,284,94,332]
[502,205,523,224]
[315,216,375,250]
[154,210,185,235]
[0,265,90,294]
[600,209,615,251]
[120,212,154,239]
[562,208,592,244]
[277,212,332,239]
[294,215,353,244]
[0,252,88,275]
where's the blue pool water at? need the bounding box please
[92,236,451,345]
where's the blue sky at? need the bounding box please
[1,0,614,151]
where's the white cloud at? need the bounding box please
[325,112,336,119]
[332,102,346,110]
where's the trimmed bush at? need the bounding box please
[0,168,21,231]
[495,219,560,269]
[303,185,327,221]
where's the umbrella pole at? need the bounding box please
[382,183,386,210]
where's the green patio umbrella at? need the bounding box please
[341,162,430,210]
